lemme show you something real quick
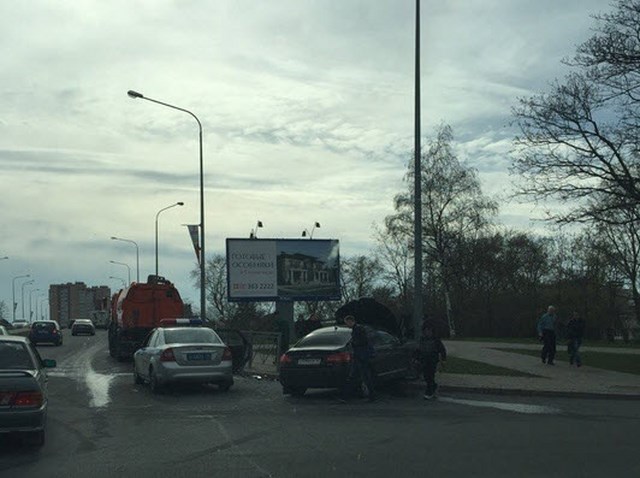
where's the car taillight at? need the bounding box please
[326,352,352,364]
[12,391,43,408]
[52,329,58,335]
[279,354,293,365]
[222,347,233,361]
[160,348,176,362]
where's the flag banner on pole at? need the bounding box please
[186,224,201,265]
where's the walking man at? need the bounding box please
[419,322,447,400]
[343,315,376,402]
[537,305,558,365]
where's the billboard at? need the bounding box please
[226,238,341,302]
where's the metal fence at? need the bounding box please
[241,330,281,375]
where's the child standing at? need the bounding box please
[419,323,447,400]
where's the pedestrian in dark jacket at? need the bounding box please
[342,315,376,402]
[419,323,447,400]
[566,312,585,367]
[537,305,557,365]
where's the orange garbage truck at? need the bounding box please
[108,275,185,361]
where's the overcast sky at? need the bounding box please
[0,0,610,314]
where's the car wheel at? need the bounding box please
[218,380,233,392]
[133,365,144,385]
[72,332,76,336]
[149,368,163,394]
[56,340,62,346]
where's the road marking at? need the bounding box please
[438,397,561,415]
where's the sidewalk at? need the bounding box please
[439,341,640,399]
[242,341,640,399]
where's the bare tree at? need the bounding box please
[386,123,497,336]
[512,1,640,224]
[340,255,384,304]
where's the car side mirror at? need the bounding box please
[42,359,57,368]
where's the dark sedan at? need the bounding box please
[279,326,417,397]
[0,335,56,446]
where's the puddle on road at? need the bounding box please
[439,397,561,415]
[84,368,117,408]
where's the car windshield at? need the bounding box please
[0,342,35,369]
[164,329,221,345]
[296,330,352,348]
[32,322,55,331]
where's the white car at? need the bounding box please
[12,320,29,329]
[133,319,233,394]
[71,319,96,336]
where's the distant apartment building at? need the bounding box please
[49,282,111,327]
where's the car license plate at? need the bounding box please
[187,353,211,361]
[297,358,321,365]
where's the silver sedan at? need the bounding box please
[133,327,233,394]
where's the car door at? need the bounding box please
[375,331,406,379]
[137,330,158,379]
[371,330,393,379]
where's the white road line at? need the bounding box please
[438,397,561,415]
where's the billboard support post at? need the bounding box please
[276,300,295,344]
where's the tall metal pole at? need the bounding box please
[12,274,30,322]
[21,279,34,319]
[128,90,206,321]
[110,260,131,284]
[29,288,40,322]
[413,0,423,340]
[155,202,184,276]
[111,237,139,283]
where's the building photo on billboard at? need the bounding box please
[226,238,340,302]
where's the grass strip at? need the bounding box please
[493,348,640,375]
[444,356,539,377]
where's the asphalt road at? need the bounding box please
[1,330,639,478]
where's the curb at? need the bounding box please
[240,370,640,400]
[426,383,640,401]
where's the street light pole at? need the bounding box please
[38,296,47,320]
[111,236,139,283]
[29,288,40,322]
[12,274,30,322]
[109,276,127,288]
[21,279,34,319]
[128,89,206,321]
[155,202,184,276]
[109,260,131,284]
[301,222,321,239]
[413,0,423,340]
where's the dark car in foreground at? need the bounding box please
[0,335,56,446]
[279,326,418,397]
[29,321,63,346]
[133,319,234,394]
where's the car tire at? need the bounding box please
[218,380,233,392]
[133,365,144,385]
[72,332,76,336]
[149,368,163,394]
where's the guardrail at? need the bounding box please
[240,330,281,375]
